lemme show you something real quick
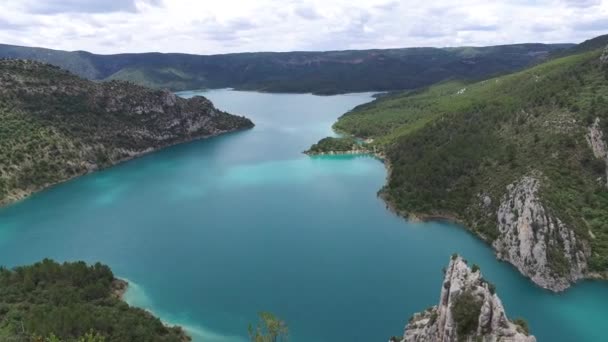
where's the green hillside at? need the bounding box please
[313,44,608,284]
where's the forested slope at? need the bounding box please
[312,41,608,291]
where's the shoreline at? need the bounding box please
[0,126,253,209]
[304,149,373,156]
[112,278,192,342]
[305,147,608,291]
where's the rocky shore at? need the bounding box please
[492,176,590,292]
[310,138,600,291]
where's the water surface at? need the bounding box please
[0,89,606,341]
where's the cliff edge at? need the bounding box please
[398,256,535,342]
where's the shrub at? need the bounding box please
[513,317,530,335]
[451,290,482,339]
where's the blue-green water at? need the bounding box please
[0,89,607,341]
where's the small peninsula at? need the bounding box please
[0,59,254,207]
[304,136,370,155]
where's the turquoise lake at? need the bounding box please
[0,89,607,341]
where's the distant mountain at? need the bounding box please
[0,43,573,94]
[557,34,608,57]
[0,59,253,206]
[308,35,608,291]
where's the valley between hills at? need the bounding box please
[1,32,608,342]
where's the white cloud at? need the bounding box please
[0,0,606,54]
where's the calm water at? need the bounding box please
[0,89,606,342]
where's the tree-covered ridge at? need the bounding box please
[0,259,189,342]
[0,43,572,94]
[0,59,253,206]
[305,137,363,154]
[314,43,608,279]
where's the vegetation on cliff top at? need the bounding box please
[0,259,188,342]
[314,42,608,273]
[0,59,252,206]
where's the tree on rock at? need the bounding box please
[248,312,288,342]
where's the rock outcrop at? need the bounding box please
[586,117,608,186]
[400,256,535,342]
[600,44,608,64]
[492,176,589,291]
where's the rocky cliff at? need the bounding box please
[0,59,253,205]
[399,256,535,342]
[586,117,608,186]
[492,176,589,292]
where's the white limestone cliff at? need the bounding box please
[400,256,535,342]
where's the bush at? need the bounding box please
[513,317,530,335]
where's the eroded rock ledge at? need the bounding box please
[493,176,589,292]
[398,256,535,342]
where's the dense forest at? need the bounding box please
[0,43,571,94]
[305,137,362,154]
[0,259,188,342]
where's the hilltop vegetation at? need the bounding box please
[0,259,188,342]
[313,40,608,288]
[305,137,362,154]
[0,43,571,94]
[0,59,253,206]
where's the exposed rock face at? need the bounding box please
[586,117,608,186]
[601,44,608,64]
[492,176,589,291]
[401,256,535,342]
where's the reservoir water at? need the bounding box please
[0,89,606,341]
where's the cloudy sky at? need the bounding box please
[0,0,606,55]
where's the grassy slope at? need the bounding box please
[325,50,608,272]
[0,259,187,342]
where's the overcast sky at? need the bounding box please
[0,0,606,55]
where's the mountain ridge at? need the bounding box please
[0,42,573,94]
